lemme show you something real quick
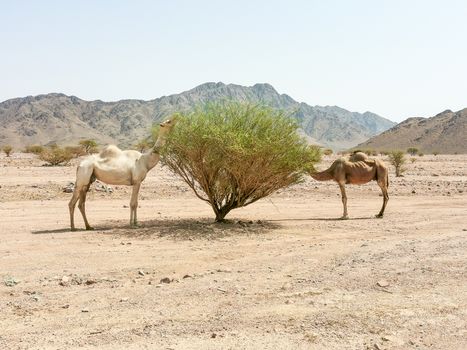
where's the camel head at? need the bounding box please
[158,116,178,135]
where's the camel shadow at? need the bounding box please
[93,218,281,240]
[269,216,377,222]
[32,227,114,235]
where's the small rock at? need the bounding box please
[216,268,232,273]
[285,299,293,304]
[377,279,390,287]
[183,274,192,279]
[4,277,20,287]
[382,335,405,345]
[120,297,129,302]
[32,296,40,302]
[85,279,97,285]
[81,308,89,313]
[373,343,382,350]
[59,276,70,286]
[61,304,70,309]
[211,333,217,338]
[138,270,145,276]
[63,182,74,193]
[411,190,416,194]
[95,181,113,193]
[160,277,172,284]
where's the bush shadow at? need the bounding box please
[96,218,281,241]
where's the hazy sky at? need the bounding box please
[1,0,466,122]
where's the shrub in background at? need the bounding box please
[78,139,98,154]
[407,147,419,156]
[388,150,406,177]
[65,145,87,158]
[134,138,153,153]
[39,144,74,166]
[161,102,321,222]
[2,145,13,157]
[24,145,45,155]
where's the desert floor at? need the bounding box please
[0,153,466,350]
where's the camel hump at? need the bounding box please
[349,152,369,162]
[99,145,123,159]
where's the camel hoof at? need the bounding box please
[85,226,95,231]
[340,216,349,220]
[375,214,383,218]
[71,228,77,232]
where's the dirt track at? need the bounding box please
[1,154,466,349]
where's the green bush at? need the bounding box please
[78,139,98,154]
[39,145,74,166]
[323,148,333,156]
[388,150,406,177]
[407,147,419,156]
[161,102,321,222]
[2,145,13,157]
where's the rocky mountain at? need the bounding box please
[355,108,467,154]
[0,82,395,150]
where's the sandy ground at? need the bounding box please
[0,153,466,349]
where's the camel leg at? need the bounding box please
[68,188,80,231]
[376,183,389,218]
[69,164,94,231]
[78,185,93,230]
[129,182,141,227]
[338,183,349,219]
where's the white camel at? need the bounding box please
[69,118,176,231]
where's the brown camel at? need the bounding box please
[310,152,389,219]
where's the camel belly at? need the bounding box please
[346,173,375,184]
[93,167,133,186]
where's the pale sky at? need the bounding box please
[1,0,466,122]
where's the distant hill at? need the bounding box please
[0,82,395,150]
[355,108,467,154]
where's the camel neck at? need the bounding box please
[139,133,168,170]
[152,132,169,153]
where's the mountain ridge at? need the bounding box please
[0,82,395,150]
[355,108,467,154]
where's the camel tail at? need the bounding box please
[386,172,389,188]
